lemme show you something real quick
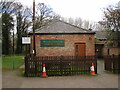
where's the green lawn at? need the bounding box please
[2,55,24,69]
[0,56,2,68]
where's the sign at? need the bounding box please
[22,37,30,44]
[40,40,65,47]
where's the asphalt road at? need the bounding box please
[2,59,119,88]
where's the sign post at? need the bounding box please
[22,37,30,56]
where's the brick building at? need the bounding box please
[29,20,95,56]
[95,31,120,57]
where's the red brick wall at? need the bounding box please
[30,34,95,56]
[103,47,120,55]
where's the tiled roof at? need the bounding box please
[95,31,108,39]
[95,31,120,40]
[30,20,95,34]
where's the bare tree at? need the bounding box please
[83,20,90,29]
[103,7,120,31]
[101,5,120,47]
[60,17,68,23]
[74,17,82,28]
[15,6,32,54]
[1,0,23,54]
[1,1,32,54]
[60,17,97,31]
[68,17,74,25]
[51,12,61,20]
[35,3,53,29]
[0,0,22,15]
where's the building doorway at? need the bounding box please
[75,43,86,56]
[95,44,104,58]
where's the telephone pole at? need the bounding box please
[33,0,36,56]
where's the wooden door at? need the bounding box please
[75,43,86,56]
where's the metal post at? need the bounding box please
[13,30,14,54]
[12,30,15,69]
[12,59,15,69]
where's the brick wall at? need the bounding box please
[103,47,120,55]
[30,34,95,56]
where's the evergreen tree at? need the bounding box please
[16,12,22,54]
[2,12,14,55]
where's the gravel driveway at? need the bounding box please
[2,59,119,88]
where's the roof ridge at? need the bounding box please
[36,19,90,32]
[29,19,95,34]
[57,19,90,31]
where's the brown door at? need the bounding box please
[75,43,86,56]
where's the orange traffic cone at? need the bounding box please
[41,64,48,78]
[90,62,96,75]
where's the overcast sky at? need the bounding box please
[18,0,119,22]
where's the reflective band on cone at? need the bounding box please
[90,62,96,75]
[43,67,46,72]
[91,66,94,71]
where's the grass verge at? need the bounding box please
[2,55,24,70]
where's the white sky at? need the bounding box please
[18,0,119,22]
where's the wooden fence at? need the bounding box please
[104,55,120,73]
[24,56,97,77]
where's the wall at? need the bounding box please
[30,34,95,56]
[103,47,120,55]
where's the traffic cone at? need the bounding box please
[41,64,48,78]
[90,62,96,75]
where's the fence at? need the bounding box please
[24,56,97,77]
[104,55,120,73]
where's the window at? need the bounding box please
[76,45,78,52]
